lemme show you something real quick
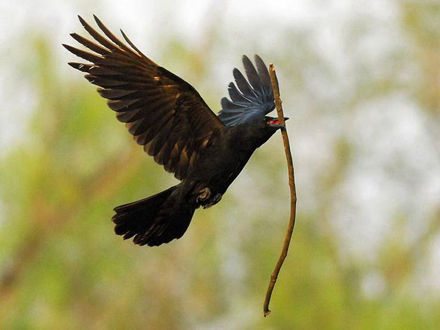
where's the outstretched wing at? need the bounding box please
[218,55,275,127]
[64,15,224,180]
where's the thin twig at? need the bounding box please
[263,64,297,317]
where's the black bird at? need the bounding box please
[64,15,287,247]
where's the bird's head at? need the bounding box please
[247,115,289,148]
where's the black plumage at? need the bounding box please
[64,15,287,246]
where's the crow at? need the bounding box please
[64,15,287,247]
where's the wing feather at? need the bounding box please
[65,16,224,180]
[218,55,275,126]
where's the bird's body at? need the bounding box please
[64,15,285,246]
[185,121,276,203]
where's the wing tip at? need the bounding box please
[254,54,265,64]
[93,14,106,32]
[67,62,91,72]
[232,67,243,79]
[62,43,73,51]
[77,14,87,26]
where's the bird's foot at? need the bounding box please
[196,188,222,208]
[197,187,212,203]
[202,193,222,209]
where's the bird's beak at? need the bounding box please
[267,116,289,129]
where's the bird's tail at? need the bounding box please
[112,185,195,246]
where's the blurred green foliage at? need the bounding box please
[1,2,440,329]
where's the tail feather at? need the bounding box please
[112,186,195,246]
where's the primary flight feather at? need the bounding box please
[64,15,286,246]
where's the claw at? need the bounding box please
[202,193,222,209]
[197,187,211,203]
[213,193,222,203]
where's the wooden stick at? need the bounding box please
[263,64,298,317]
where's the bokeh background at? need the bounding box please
[1,0,439,329]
